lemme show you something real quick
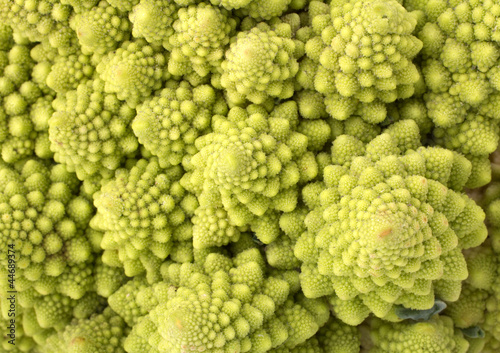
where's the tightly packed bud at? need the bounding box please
[305,0,422,123]
[221,22,301,104]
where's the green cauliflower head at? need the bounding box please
[305,0,422,123]
[295,121,487,325]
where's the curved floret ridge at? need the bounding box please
[369,316,469,353]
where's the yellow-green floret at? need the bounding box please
[0,159,97,299]
[220,22,301,104]
[317,316,360,353]
[91,158,197,278]
[167,2,237,77]
[0,0,72,45]
[305,0,422,123]
[295,121,487,325]
[72,0,132,55]
[129,0,178,47]
[132,80,228,168]
[413,0,500,126]
[0,33,56,163]
[112,244,330,353]
[97,39,168,107]
[48,78,138,181]
[182,102,318,247]
[408,0,500,188]
[45,307,128,353]
[369,315,469,353]
[210,0,291,20]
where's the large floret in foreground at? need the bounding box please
[295,121,487,325]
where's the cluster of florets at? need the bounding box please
[304,0,422,123]
[0,27,55,163]
[132,80,228,168]
[48,78,138,181]
[2,0,500,352]
[220,21,302,104]
[295,122,486,324]
[91,157,197,279]
[182,102,322,247]
[107,239,330,353]
[406,0,500,188]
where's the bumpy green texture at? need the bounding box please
[97,39,168,107]
[482,207,500,348]
[369,316,469,353]
[409,0,500,188]
[0,159,98,299]
[0,298,47,352]
[447,180,500,351]
[132,80,227,168]
[168,3,237,77]
[48,78,138,181]
[210,0,291,20]
[413,0,500,125]
[295,121,487,325]
[317,316,360,353]
[45,307,128,353]
[182,102,319,247]
[0,0,500,352]
[220,22,301,104]
[432,113,499,188]
[91,158,196,278]
[445,283,488,330]
[305,0,422,123]
[113,245,330,353]
[0,37,55,164]
[129,0,177,47]
[72,0,132,55]
[46,51,95,94]
[0,0,72,44]
[267,337,322,353]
